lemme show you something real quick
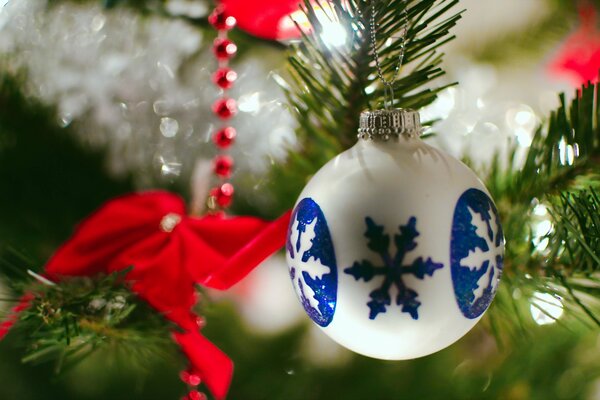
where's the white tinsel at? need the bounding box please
[0,0,296,188]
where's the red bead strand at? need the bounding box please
[212,67,237,89]
[213,127,236,149]
[207,5,237,213]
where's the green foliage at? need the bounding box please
[0,71,134,264]
[1,264,175,374]
[204,302,600,400]
[465,4,573,65]
[484,82,600,339]
[1,1,600,398]
[267,0,462,215]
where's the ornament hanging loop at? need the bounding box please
[369,0,408,109]
[383,84,396,110]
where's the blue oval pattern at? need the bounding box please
[286,198,337,327]
[451,188,504,319]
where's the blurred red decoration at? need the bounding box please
[218,0,305,40]
[213,127,237,149]
[213,155,234,178]
[209,6,237,31]
[183,390,207,400]
[550,4,600,85]
[210,183,235,208]
[213,68,238,90]
[213,38,237,60]
[1,192,291,400]
[180,370,202,386]
[212,98,237,119]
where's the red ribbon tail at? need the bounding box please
[0,293,34,340]
[173,330,233,400]
[202,210,292,290]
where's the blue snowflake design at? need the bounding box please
[286,198,337,327]
[344,216,444,320]
[451,188,504,319]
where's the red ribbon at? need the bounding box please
[1,191,291,399]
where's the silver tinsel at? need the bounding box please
[0,0,296,190]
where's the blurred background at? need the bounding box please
[0,0,599,399]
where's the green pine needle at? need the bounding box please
[485,82,600,338]
[268,0,462,215]
[5,268,176,374]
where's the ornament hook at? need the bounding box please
[369,0,408,109]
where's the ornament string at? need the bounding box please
[369,0,409,109]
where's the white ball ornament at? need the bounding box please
[285,109,504,360]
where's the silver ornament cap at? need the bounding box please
[357,109,422,141]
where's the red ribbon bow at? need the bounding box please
[3,191,291,399]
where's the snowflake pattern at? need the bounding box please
[287,198,337,327]
[344,216,444,320]
[450,188,504,319]
[460,207,503,304]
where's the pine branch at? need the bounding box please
[268,0,462,215]
[485,82,600,337]
[2,267,176,373]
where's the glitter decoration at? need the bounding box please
[286,198,337,327]
[450,188,504,319]
[344,216,444,320]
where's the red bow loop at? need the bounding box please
[29,191,290,399]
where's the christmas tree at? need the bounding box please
[0,0,599,399]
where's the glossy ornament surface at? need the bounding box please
[285,109,504,360]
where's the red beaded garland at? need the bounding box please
[213,155,234,178]
[183,390,207,400]
[180,370,202,387]
[213,38,237,60]
[210,183,235,208]
[213,67,238,90]
[208,7,236,31]
[212,98,237,119]
[213,127,236,149]
[208,4,238,212]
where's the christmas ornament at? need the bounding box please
[285,1,504,360]
[1,191,291,399]
[286,109,504,360]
